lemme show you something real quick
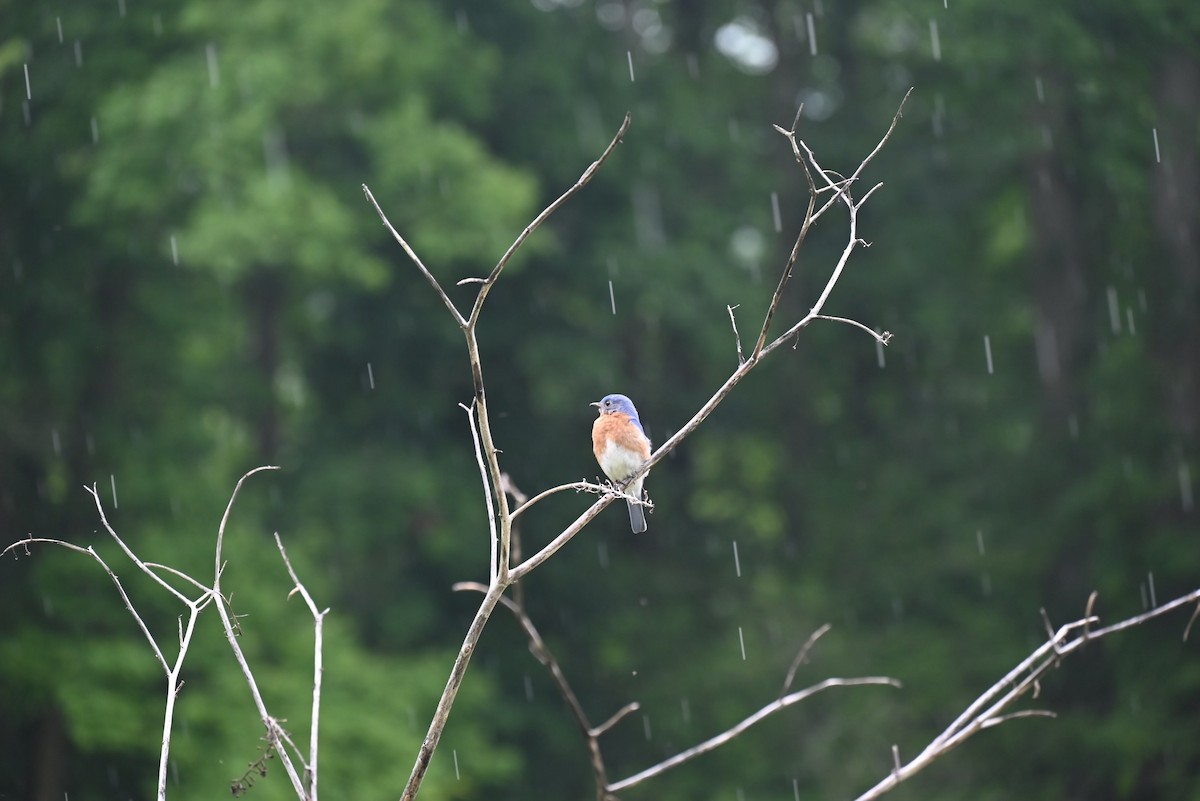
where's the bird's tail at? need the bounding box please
[626,498,647,534]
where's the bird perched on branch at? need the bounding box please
[591,393,652,533]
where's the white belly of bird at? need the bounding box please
[598,441,646,483]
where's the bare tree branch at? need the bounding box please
[510,92,911,583]
[468,112,632,327]
[383,95,909,799]
[781,622,832,696]
[393,113,634,801]
[4,515,210,801]
[361,184,467,328]
[460,401,500,582]
[209,466,309,799]
[812,315,893,345]
[727,304,746,363]
[854,587,1200,801]
[275,533,329,801]
[608,676,901,795]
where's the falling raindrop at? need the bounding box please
[23,64,31,99]
[793,779,801,801]
[737,788,745,801]
[74,41,82,67]
[1106,286,1121,334]
[170,235,179,265]
[206,43,220,88]
[51,428,61,456]
[627,50,635,82]
[56,16,63,42]
[1147,572,1157,608]
[931,92,945,138]
[983,335,993,374]
[1125,307,1136,335]
[366,362,375,389]
[732,540,741,577]
[642,714,652,740]
[805,13,817,56]
[928,20,941,61]
[770,192,782,232]
[118,0,126,17]
[524,674,534,701]
[608,280,616,314]
[975,529,985,555]
[452,750,460,780]
[90,117,99,144]
[738,626,746,660]
[1034,76,1045,102]
[1152,128,1161,163]
[875,337,886,368]
[1179,462,1193,512]
[111,474,119,509]
[680,697,691,724]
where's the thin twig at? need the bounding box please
[727,305,745,363]
[608,676,900,794]
[812,315,893,345]
[210,467,308,799]
[591,703,641,738]
[460,401,499,582]
[781,623,832,696]
[275,533,328,801]
[362,184,467,328]
[468,112,631,326]
[753,119,817,359]
[510,480,604,521]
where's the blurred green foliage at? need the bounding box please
[2,0,1197,800]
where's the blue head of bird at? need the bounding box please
[592,394,641,420]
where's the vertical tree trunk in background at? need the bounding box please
[244,268,284,462]
[1025,72,1089,423]
[1151,52,1199,442]
[32,707,66,801]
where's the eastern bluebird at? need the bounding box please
[591,393,652,533]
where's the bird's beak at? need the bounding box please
[589,401,601,408]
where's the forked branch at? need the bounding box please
[855,587,1200,800]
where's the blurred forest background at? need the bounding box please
[2,0,1198,799]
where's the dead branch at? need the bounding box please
[275,533,329,801]
[370,92,908,800]
[854,587,1200,800]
